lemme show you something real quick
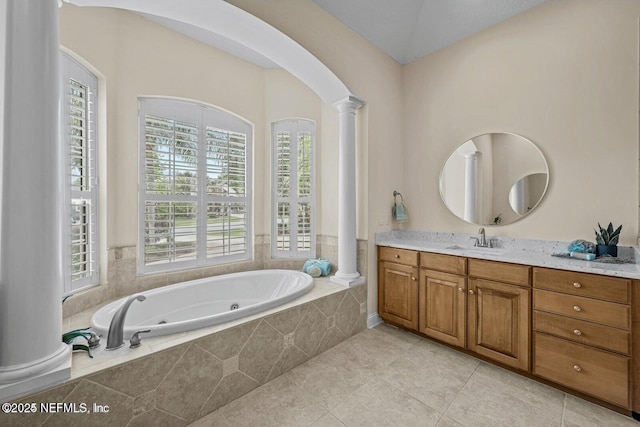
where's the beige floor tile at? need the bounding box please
[330,378,441,427]
[187,409,231,427]
[310,412,348,427]
[436,416,465,427]
[562,395,637,427]
[285,354,375,410]
[378,354,477,412]
[218,374,327,427]
[445,363,564,427]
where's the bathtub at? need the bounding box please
[91,269,314,339]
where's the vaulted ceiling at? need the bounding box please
[311,0,548,64]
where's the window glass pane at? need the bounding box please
[69,79,88,192]
[71,200,91,281]
[297,202,311,251]
[276,132,290,198]
[145,115,198,195]
[144,201,197,265]
[206,128,247,197]
[276,202,290,251]
[206,202,248,257]
[298,132,311,198]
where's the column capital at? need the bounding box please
[333,94,365,112]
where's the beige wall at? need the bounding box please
[404,0,640,245]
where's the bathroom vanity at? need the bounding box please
[376,232,640,416]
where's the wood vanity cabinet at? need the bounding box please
[419,253,467,348]
[532,267,632,409]
[377,245,639,414]
[467,259,531,371]
[378,247,419,330]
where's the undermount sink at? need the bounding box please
[445,244,508,256]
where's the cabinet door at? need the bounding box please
[378,262,419,330]
[468,278,530,371]
[419,269,466,348]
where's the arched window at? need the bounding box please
[139,97,252,273]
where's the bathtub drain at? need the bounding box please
[158,320,167,324]
[230,303,239,310]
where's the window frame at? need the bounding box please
[61,52,100,294]
[138,97,253,275]
[271,118,316,259]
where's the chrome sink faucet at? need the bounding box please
[478,227,488,247]
[105,294,146,351]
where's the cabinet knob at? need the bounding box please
[573,365,582,372]
[573,329,582,336]
[573,305,582,312]
[394,254,400,258]
[412,277,416,281]
[458,287,464,292]
[469,290,475,295]
[573,282,582,288]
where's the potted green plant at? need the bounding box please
[594,222,622,257]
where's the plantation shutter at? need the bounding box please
[271,119,315,258]
[139,98,252,274]
[62,53,99,293]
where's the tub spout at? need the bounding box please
[105,294,146,351]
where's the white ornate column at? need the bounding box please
[331,95,365,287]
[0,0,71,400]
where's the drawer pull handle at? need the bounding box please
[573,305,582,312]
[573,365,582,372]
[573,329,582,336]
[394,254,400,258]
[573,282,582,288]
[469,290,475,295]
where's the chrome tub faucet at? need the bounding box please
[105,294,146,351]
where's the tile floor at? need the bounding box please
[189,324,638,427]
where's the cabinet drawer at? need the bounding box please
[468,259,530,287]
[533,268,630,304]
[534,289,630,330]
[378,246,418,266]
[534,333,629,408]
[420,252,466,275]
[533,311,630,355]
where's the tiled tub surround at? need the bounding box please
[376,230,640,279]
[4,279,367,426]
[63,235,368,318]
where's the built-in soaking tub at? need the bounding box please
[91,269,314,339]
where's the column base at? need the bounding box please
[0,344,71,401]
[330,273,365,287]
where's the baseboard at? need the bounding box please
[367,312,383,329]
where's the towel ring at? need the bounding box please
[393,191,403,202]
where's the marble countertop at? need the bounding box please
[376,230,640,280]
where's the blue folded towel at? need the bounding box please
[303,259,332,276]
[392,201,408,223]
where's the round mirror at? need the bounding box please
[439,133,549,226]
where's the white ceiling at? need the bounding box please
[312,0,548,64]
[140,0,548,68]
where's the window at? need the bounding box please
[61,52,99,293]
[139,98,252,273]
[271,119,315,258]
